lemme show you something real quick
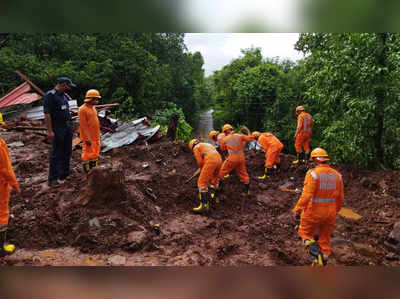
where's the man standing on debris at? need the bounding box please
[78,89,101,173]
[251,131,284,179]
[43,77,76,186]
[218,124,254,196]
[293,148,344,265]
[293,106,313,164]
[188,139,222,213]
[0,137,20,256]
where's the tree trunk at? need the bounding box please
[374,33,388,167]
[166,114,179,140]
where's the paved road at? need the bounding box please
[196,109,214,141]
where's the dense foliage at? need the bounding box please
[211,34,400,169]
[211,47,305,154]
[1,33,399,169]
[0,33,211,141]
[295,33,400,169]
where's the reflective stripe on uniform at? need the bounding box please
[199,186,208,191]
[228,149,244,154]
[319,173,337,190]
[203,149,217,156]
[302,115,312,131]
[312,198,336,203]
[225,135,241,147]
[310,170,318,180]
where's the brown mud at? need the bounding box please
[1,129,399,266]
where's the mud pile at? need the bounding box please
[1,128,399,266]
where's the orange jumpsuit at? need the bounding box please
[216,133,225,148]
[193,143,222,191]
[295,111,313,153]
[0,138,19,229]
[219,133,254,184]
[258,133,284,168]
[294,164,344,255]
[78,103,101,161]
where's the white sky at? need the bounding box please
[184,33,304,76]
[181,0,302,32]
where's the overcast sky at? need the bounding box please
[184,33,304,76]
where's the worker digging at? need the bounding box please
[251,131,284,179]
[188,139,222,213]
[217,124,254,196]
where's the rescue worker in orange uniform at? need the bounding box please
[189,139,222,213]
[293,148,344,265]
[0,137,20,256]
[209,130,226,154]
[218,124,254,195]
[78,89,101,173]
[293,106,313,164]
[252,131,284,179]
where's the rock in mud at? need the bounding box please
[388,221,400,244]
[108,255,126,266]
[360,177,371,188]
[124,230,150,252]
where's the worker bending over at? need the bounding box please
[0,137,20,256]
[208,130,226,154]
[189,139,222,213]
[293,106,313,164]
[218,124,254,195]
[252,131,284,179]
[293,148,344,265]
[78,89,101,173]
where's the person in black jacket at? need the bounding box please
[43,77,76,186]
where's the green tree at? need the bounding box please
[296,33,400,168]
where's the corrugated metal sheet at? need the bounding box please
[24,100,78,120]
[101,117,160,153]
[0,82,42,109]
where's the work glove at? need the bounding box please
[86,140,92,146]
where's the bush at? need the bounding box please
[152,102,193,143]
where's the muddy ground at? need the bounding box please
[0,127,399,266]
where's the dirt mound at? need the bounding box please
[1,128,399,266]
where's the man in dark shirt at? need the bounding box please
[43,77,76,186]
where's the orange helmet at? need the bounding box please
[85,89,101,102]
[188,139,198,151]
[252,131,261,138]
[209,130,219,140]
[310,147,329,161]
[296,105,305,114]
[222,124,233,133]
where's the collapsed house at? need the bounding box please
[0,72,162,151]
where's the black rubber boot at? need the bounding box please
[244,183,251,196]
[89,158,99,170]
[274,163,281,173]
[304,239,324,266]
[293,152,304,165]
[258,167,273,179]
[82,161,90,173]
[304,152,310,163]
[0,229,15,257]
[209,185,221,204]
[193,192,209,213]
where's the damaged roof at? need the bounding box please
[0,82,42,109]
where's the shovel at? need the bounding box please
[185,168,200,184]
